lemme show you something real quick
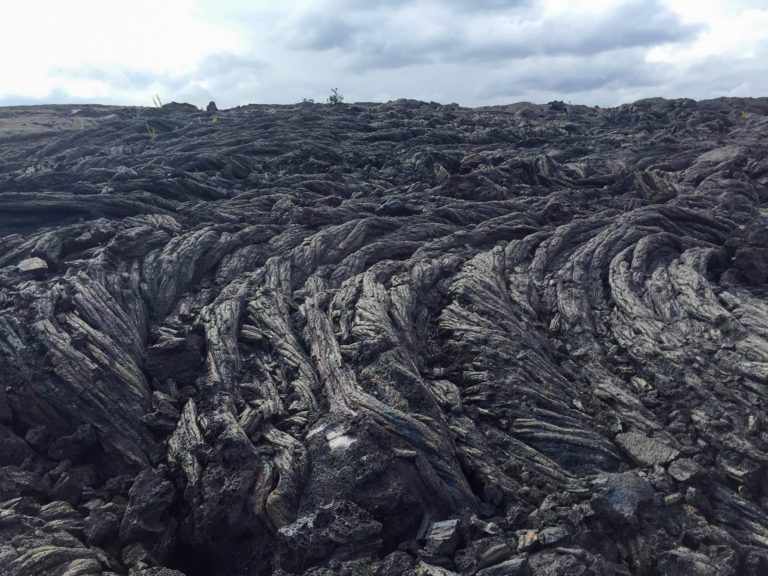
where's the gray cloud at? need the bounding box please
[656,42,768,100]
[41,54,268,109]
[475,35,768,106]
[559,0,703,55]
[49,67,157,92]
[445,0,532,10]
[476,49,661,100]
[311,0,531,13]
[291,15,357,51]
[195,53,266,76]
[5,0,766,110]
[282,0,702,72]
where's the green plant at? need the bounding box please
[327,88,344,105]
[152,95,163,108]
[146,123,157,139]
[302,97,315,104]
[209,115,219,124]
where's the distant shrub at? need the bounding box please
[548,100,568,112]
[327,88,344,105]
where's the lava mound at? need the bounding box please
[1,97,768,575]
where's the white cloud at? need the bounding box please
[0,0,766,108]
[649,3,768,62]
[0,0,240,101]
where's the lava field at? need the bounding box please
[0,97,767,575]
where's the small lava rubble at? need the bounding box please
[0,97,767,576]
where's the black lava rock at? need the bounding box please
[0,96,767,575]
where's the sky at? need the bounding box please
[1,0,767,108]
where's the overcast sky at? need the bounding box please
[1,0,767,108]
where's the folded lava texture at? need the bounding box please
[0,97,767,576]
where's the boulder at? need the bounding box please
[591,472,655,525]
[668,458,703,483]
[615,432,680,466]
[17,257,48,276]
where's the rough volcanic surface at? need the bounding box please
[0,97,767,576]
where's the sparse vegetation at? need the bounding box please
[146,123,157,139]
[152,95,163,108]
[548,100,568,112]
[327,88,344,105]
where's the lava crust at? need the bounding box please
[1,97,768,576]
